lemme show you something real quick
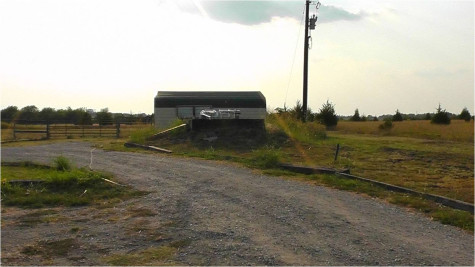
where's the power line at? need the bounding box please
[284,6,305,110]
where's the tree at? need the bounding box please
[315,100,338,127]
[18,105,39,122]
[289,101,305,121]
[350,109,361,121]
[1,106,19,122]
[458,107,471,122]
[392,109,403,122]
[39,107,56,123]
[96,108,113,125]
[431,104,451,124]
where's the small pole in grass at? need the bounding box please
[334,143,340,161]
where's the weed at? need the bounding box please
[247,148,282,169]
[129,126,157,144]
[53,156,71,171]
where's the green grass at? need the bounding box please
[1,161,143,208]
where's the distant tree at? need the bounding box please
[431,104,451,125]
[18,105,39,122]
[39,107,56,123]
[350,109,361,122]
[458,107,471,122]
[77,109,92,125]
[96,108,113,125]
[361,115,367,122]
[372,116,378,121]
[1,106,19,122]
[424,113,432,120]
[392,109,403,122]
[315,100,338,127]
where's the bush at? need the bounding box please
[431,104,451,125]
[458,108,471,122]
[379,120,393,130]
[53,156,72,171]
[392,109,403,121]
[316,100,338,127]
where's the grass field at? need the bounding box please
[2,118,473,230]
[335,120,474,142]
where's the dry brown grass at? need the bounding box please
[335,120,474,142]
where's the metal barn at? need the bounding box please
[154,91,266,129]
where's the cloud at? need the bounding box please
[318,5,367,23]
[181,1,367,25]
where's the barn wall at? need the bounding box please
[154,107,266,129]
[155,108,176,129]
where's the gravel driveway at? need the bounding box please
[1,142,473,265]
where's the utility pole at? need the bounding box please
[302,0,319,122]
[302,0,310,122]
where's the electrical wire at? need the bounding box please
[284,6,305,110]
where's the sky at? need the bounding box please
[0,0,473,116]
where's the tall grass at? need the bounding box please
[266,113,326,144]
[336,120,474,142]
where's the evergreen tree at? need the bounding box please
[350,109,361,121]
[316,100,338,127]
[392,109,403,121]
[431,104,451,124]
[458,107,471,122]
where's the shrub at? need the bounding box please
[379,120,393,130]
[458,107,471,122]
[392,109,403,121]
[54,156,72,171]
[431,104,451,125]
[315,100,338,127]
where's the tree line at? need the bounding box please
[1,105,153,125]
[274,101,472,127]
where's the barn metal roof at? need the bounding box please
[154,91,266,108]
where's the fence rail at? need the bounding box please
[8,121,151,140]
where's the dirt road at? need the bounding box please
[1,142,473,265]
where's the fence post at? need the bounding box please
[99,124,102,137]
[13,123,16,139]
[82,125,84,137]
[116,122,120,138]
[46,123,50,139]
[334,144,340,161]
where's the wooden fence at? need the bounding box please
[11,122,121,139]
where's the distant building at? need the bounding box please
[154,91,266,129]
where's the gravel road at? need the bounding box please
[1,142,473,265]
